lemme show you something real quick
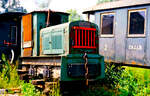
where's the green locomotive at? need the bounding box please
[20,11,104,91]
[41,21,105,81]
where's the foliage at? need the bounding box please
[21,81,41,96]
[100,63,150,96]
[118,67,150,96]
[97,0,119,4]
[49,81,60,96]
[80,63,150,96]
[0,54,41,96]
[67,9,82,22]
[0,54,23,89]
[102,63,125,88]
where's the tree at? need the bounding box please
[97,0,119,4]
[67,9,82,22]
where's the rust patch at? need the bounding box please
[40,37,42,55]
[143,63,147,66]
[131,61,136,65]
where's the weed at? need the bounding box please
[0,54,22,89]
[21,81,41,96]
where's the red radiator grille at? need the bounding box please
[72,26,96,49]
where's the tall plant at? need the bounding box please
[0,54,22,88]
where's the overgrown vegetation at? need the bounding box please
[118,66,150,96]
[0,54,41,96]
[0,54,22,89]
[21,81,41,96]
[83,62,150,96]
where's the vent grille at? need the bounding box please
[72,26,96,49]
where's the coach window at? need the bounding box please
[128,9,146,37]
[10,26,17,44]
[100,13,115,37]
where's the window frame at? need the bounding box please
[100,12,115,37]
[10,26,17,44]
[128,9,146,37]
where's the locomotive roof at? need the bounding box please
[83,0,150,14]
[24,10,69,16]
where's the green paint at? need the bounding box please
[61,54,105,81]
[32,12,46,56]
[41,26,65,54]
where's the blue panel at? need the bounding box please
[126,38,146,65]
[95,13,100,29]
[145,6,150,66]
[99,38,115,60]
[98,11,115,61]
[115,9,127,62]
[96,5,150,66]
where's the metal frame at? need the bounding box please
[127,8,146,37]
[100,12,115,37]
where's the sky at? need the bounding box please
[20,0,98,14]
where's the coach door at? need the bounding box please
[22,14,33,57]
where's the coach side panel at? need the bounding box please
[96,5,150,66]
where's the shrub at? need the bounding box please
[118,67,150,96]
[21,81,41,96]
[94,62,150,96]
[0,54,42,96]
[0,54,23,89]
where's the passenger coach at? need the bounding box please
[83,0,150,67]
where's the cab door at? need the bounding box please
[22,14,33,57]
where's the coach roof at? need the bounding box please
[83,0,150,14]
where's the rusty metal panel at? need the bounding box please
[22,14,33,57]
